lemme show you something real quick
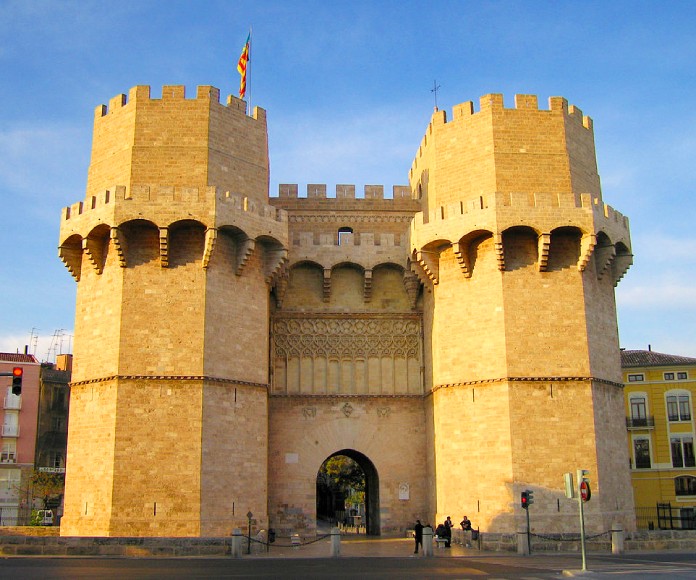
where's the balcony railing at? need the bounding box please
[3,396,21,410]
[1,425,19,437]
[626,416,655,429]
[0,454,16,464]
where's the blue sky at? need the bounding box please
[1,0,695,360]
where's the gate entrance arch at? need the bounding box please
[316,449,380,536]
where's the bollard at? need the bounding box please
[611,522,624,555]
[423,526,433,557]
[231,528,243,558]
[330,526,341,557]
[517,527,529,555]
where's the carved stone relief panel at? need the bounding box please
[272,315,422,395]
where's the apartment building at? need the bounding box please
[0,353,40,525]
[622,348,696,529]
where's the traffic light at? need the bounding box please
[521,489,534,509]
[11,367,22,396]
[521,490,529,509]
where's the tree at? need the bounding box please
[321,456,365,493]
[320,455,365,491]
[29,470,64,509]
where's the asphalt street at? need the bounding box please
[2,551,696,579]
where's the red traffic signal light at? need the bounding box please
[11,367,22,395]
[521,489,534,509]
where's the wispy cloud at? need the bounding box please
[0,124,89,200]
[617,281,696,310]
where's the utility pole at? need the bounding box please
[565,470,590,572]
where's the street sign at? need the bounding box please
[563,472,575,499]
[580,479,591,502]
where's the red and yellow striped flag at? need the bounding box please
[237,33,250,98]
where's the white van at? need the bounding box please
[37,510,53,526]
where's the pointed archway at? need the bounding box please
[316,449,380,536]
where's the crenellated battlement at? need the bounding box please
[413,93,594,167]
[410,94,600,213]
[271,184,420,213]
[60,185,287,253]
[86,84,270,206]
[410,191,629,233]
[93,84,265,123]
[422,93,593,135]
[275,183,414,200]
[410,188,631,281]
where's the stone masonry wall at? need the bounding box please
[60,380,118,536]
[200,383,269,536]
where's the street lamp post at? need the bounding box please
[247,511,253,554]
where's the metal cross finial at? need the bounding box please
[431,80,441,111]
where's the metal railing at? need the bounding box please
[635,503,696,530]
[626,416,655,429]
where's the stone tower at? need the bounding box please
[409,94,634,532]
[59,86,634,538]
[58,86,287,536]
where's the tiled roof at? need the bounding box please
[621,349,696,368]
[0,352,39,364]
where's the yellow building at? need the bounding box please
[622,349,696,529]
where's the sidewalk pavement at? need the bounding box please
[251,533,618,575]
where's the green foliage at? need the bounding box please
[30,509,42,526]
[319,456,365,493]
[29,470,65,509]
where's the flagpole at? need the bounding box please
[247,26,252,115]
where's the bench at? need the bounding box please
[434,536,448,548]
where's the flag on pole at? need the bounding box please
[237,33,250,99]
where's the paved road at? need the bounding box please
[2,552,696,579]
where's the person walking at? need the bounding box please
[413,519,424,554]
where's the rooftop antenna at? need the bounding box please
[431,80,441,111]
[45,329,65,363]
[29,328,39,356]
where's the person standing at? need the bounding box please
[460,515,473,547]
[444,516,453,548]
[414,520,424,554]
